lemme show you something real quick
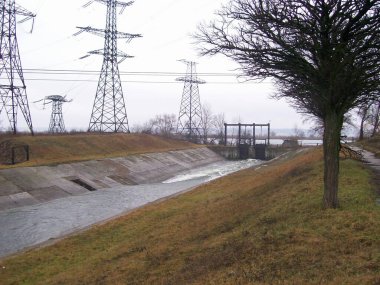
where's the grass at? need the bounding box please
[0,148,379,284]
[0,133,198,169]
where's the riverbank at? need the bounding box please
[1,147,379,284]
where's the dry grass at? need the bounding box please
[1,148,379,284]
[0,133,198,169]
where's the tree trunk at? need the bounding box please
[359,107,368,140]
[323,112,343,209]
[359,105,369,140]
[359,116,365,140]
[371,101,380,137]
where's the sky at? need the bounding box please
[4,0,317,134]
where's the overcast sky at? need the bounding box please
[6,0,315,134]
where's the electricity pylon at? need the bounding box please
[0,0,35,134]
[176,60,205,141]
[43,95,72,133]
[75,0,141,133]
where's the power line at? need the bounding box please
[19,68,268,84]
[23,78,264,84]
[12,68,273,84]
[22,68,238,77]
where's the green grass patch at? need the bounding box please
[1,149,379,284]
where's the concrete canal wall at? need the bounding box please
[0,147,224,211]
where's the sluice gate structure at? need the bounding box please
[224,123,271,160]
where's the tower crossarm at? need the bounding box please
[75,26,105,37]
[45,95,71,103]
[84,0,134,14]
[115,31,142,40]
[94,0,134,8]
[75,26,141,40]
[87,49,134,59]
[14,4,36,18]
[176,77,206,84]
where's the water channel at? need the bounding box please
[0,159,263,258]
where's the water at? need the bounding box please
[164,159,262,183]
[0,159,263,258]
[269,139,323,146]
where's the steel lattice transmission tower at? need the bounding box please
[176,60,205,141]
[0,0,35,134]
[75,0,141,133]
[44,95,72,133]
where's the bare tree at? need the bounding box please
[130,122,153,134]
[196,0,380,208]
[148,114,177,137]
[357,99,380,139]
[293,124,305,139]
[201,104,215,144]
[214,112,226,144]
[368,100,380,137]
[357,103,372,140]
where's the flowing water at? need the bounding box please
[163,159,262,183]
[0,159,263,258]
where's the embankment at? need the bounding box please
[0,133,199,168]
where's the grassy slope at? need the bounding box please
[1,148,379,284]
[0,133,198,169]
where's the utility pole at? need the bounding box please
[75,0,141,133]
[0,0,35,134]
[43,95,72,133]
[176,60,205,142]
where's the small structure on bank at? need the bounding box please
[0,140,29,165]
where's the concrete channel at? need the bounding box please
[0,148,223,211]
[0,147,263,257]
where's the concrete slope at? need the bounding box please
[0,147,223,211]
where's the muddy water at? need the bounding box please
[0,159,263,258]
